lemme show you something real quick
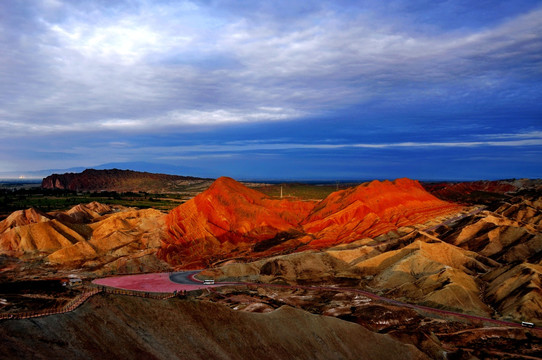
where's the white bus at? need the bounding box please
[203,279,215,285]
[521,321,535,328]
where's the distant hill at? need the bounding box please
[0,161,213,180]
[41,168,213,194]
[423,179,542,207]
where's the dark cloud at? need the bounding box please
[0,0,541,179]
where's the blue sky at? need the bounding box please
[0,0,541,180]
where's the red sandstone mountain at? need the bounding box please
[160,177,316,268]
[422,180,527,205]
[300,178,460,248]
[202,187,542,325]
[161,177,460,268]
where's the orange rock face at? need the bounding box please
[160,177,316,268]
[0,203,167,273]
[300,178,460,248]
[161,177,461,268]
[0,208,51,234]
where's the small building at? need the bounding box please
[68,278,83,287]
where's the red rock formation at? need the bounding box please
[301,178,460,248]
[160,177,316,268]
[162,177,461,268]
[423,180,518,204]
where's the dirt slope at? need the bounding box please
[0,294,429,360]
[0,202,169,275]
[483,263,542,323]
[0,208,51,233]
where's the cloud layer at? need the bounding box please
[0,0,541,179]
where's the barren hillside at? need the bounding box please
[42,168,212,194]
[0,293,428,360]
[0,202,170,275]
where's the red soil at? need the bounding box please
[424,180,517,203]
[92,273,215,292]
[160,177,461,268]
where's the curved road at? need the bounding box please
[167,270,541,332]
[92,271,217,292]
[169,271,200,284]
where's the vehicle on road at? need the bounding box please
[203,279,215,285]
[521,321,535,328]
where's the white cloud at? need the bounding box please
[0,1,541,137]
[476,130,542,140]
[104,136,542,155]
[98,107,305,130]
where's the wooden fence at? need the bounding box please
[0,285,184,321]
[0,287,102,320]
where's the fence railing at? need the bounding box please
[0,287,102,321]
[0,286,187,321]
[96,285,181,300]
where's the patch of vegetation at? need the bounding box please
[0,188,186,220]
[0,279,80,313]
[252,182,360,200]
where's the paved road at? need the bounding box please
[253,282,541,332]
[93,271,215,292]
[169,271,201,284]
[97,269,540,331]
[168,270,541,332]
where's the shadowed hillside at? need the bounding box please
[42,168,213,194]
[0,294,428,360]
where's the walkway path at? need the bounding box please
[92,271,218,292]
[0,287,101,320]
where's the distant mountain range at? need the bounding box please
[0,161,215,179]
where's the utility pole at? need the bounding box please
[280,185,283,199]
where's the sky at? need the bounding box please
[1,0,541,181]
